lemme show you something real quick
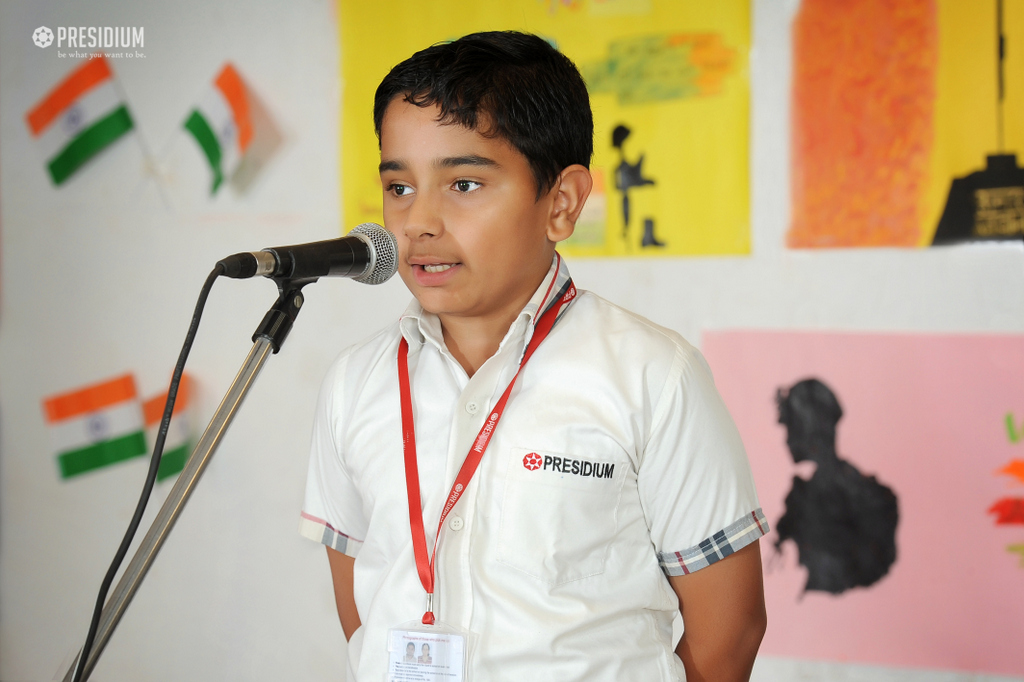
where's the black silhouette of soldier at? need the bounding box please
[931,154,1024,244]
[932,7,1023,245]
[774,379,898,595]
[612,124,664,247]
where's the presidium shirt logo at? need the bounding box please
[521,452,615,479]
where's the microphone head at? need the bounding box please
[347,223,398,285]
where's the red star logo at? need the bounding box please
[523,452,542,471]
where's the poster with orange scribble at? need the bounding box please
[789,0,1024,248]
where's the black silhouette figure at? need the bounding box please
[612,124,664,247]
[931,154,1024,244]
[774,379,898,595]
[932,4,1023,244]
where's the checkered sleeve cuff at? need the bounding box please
[298,512,363,558]
[658,509,769,576]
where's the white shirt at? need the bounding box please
[300,256,766,681]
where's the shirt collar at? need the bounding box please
[399,252,572,358]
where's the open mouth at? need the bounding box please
[411,261,462,284]
[423,264,455,273]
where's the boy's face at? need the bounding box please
[379,99,561,325]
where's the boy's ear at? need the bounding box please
[546,164,593,243]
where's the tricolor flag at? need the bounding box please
[183,63,252,194]
[42,374,147,479]
[143,374,195,482]
[25,57,134,186]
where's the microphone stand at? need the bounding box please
[63,277,311,682]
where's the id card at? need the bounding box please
[387,622,468,682]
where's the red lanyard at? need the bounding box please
[398,270,576,625]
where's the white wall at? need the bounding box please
[0,1,389,680]
[0,1,1021,681]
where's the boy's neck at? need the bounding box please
[436,267,551,378]
[440,313,515,378]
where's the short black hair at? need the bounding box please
[374,31,593,199]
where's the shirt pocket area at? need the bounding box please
[497,446,629,585]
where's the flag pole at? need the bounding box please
[110,71,174,212]
[63,281,308,682]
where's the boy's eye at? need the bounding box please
[387,183,414,196]
[453,180,481,193]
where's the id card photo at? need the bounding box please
[387,627,466,682]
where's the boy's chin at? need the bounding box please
[411,290,495,322]
[409,288,459,316]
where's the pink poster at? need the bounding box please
[702,331,1024,677]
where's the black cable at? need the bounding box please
[72,264,224,682]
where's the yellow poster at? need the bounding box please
[340,0,750,257]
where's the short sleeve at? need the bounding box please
[637,342,768,576]
[298,353,368,558]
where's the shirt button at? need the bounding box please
[465,401,479,415]
[448,515,465,531]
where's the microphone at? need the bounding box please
[218,223,398,285]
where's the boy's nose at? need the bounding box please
[403,192,444,240]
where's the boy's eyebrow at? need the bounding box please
[435,155,499,169]
[378,155,500,174]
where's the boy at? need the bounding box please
[300,31,767,681]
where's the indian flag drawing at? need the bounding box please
[143,374,195,482]
[42,374,147,479]
[25,56,134,186]
[183,63,252,194]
